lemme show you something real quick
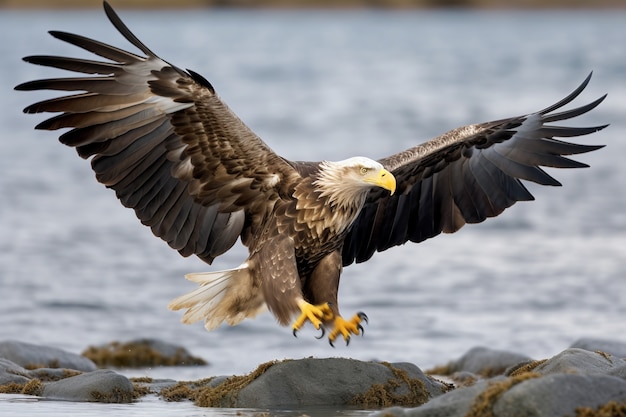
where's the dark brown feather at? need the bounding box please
[16,1,300,266]
[343,74,607,266]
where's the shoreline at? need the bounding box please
[2,337,626,415]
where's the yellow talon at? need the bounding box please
[328,312,368,346]
[292,300,334,336]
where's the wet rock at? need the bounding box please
[241,359,445,408]
[42,369,134,403]
[82,338,207,368]
[0,358,31,385]
[370,377,498,417]
[28,367,82,381]
[0,340,96,372]
[430,346,532,377]
[374,373,626,417]
[533,348,622,376]
[136,377,179,394]
[491,374,626,417]
[570,337,626,358]
[374,343,626,417]
[1,360,132,402]
[191,358,448,408]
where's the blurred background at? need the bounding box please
[1,0,625,9]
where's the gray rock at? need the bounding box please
[143,378,179,392]
[370,378,497,417]
[492,374,626,417]
[374,346,626,417]
[534,348,621,376]
[438,346,532,377]
[570,337,626,358]
[42,369,134,403]
[609,364,626,379]
[0,340,96,372]
[28,367,80,381]
[373,373,626,417]
[220,358,446,408]
[0,358,31,385]
[82,338,206,367]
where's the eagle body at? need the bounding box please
[179,157,395,328]
[16,2,607,345]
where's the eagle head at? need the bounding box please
[314,157,396,207]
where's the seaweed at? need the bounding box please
[350,362,432,408]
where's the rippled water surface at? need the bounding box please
[1,7,625,416]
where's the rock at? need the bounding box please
[139,378,180,394]
[431,346,532,377]
[533,348,622,376]
[0,358,31,385]
[42,369,134,403]
[0,340,96,372]
[375,343,626,417]
[27,367,82,381]
[570,337,626,358]
[1,359,132,403]
[374,373,626,417]
[81,338,207,368]
[192,358,448,408]
[370,378,498,417]
[491,374,626,417]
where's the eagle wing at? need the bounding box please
[342,73,607,266]
[16,2,299,265]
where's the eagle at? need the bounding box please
[16,1,607,346]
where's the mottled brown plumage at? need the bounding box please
[16,2,607,345]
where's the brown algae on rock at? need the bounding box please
[505,359,548,377]
[88,386,134,403]
[166,362,273,406]
[0,378,44,396]
[351,361,431,408]
[575,400,626,417]
[159,361,276,406]
[82,339,207,368]
[195,361,277,407]
[465,372,541,417]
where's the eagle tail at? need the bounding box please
[167,263,266,330]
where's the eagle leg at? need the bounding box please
[292,300,334,337]
[328,312,368,347]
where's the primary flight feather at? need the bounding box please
[16,1,607,345]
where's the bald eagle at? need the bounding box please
[16,2,607,346]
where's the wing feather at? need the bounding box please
[343,74,606,266]
[16,1,298,264]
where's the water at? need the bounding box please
[1,7,625,416]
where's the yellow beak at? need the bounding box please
[374,168,396,195]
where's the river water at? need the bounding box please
[1,6,625,416]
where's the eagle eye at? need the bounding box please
[359,166,369,175]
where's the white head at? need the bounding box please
[314,156,396,207]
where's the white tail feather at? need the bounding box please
[167,263,266,331]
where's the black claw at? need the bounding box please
[357,311,368,324]
[329,338,335,348]
[346,336,351,346]
[315,326,326,340]
[293,328,298,338]
[357,323,364,336]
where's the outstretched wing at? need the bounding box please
[343,73,607,265]
[16,1,299,264]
